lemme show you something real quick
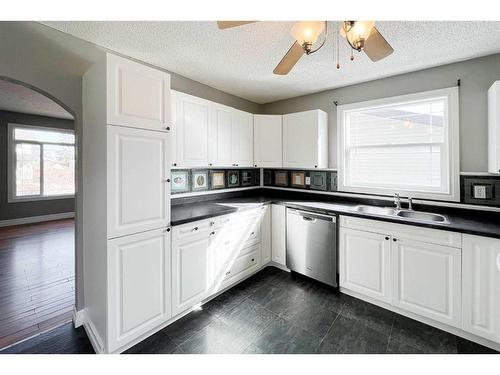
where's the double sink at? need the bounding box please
[354,205,449,223]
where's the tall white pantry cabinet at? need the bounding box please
[82,53,172,353]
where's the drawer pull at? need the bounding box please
[210,221,215,226]
[251,232,255,236]
[210,231,216,236]
[225,271,231,276]
[496,253,500,272]
[251,258,255,262]
[393,238,398,242]
[385,236,389,240]
[192,227,199,232]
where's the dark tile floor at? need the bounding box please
[1,266,498,354]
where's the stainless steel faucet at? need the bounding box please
[408,197,413,211]
[394,193,401,210]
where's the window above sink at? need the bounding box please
[337,87,460,202]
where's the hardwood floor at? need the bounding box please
[0,219,75,350]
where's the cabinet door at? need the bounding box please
[107,126,169,239]
[232,109,254,167]
[283,110,318,168]
[174,91,210,167]
[209,103,233,167]
[172,232,212,316]
[107,228,171,352]
[462,234,500,343]
[392,237,461,327]
[261,205,272,264]
[339,228,392,303]
[271,204,286,266]
[107,53,170,131]
[253,115,282,167]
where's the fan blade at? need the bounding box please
[217,21,256,29]
[273,42,304,75]
[364,27,394,62]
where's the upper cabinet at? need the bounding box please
[488,81,500,174]
[107,54,171,132]
[171,90,211,167]
[209,103,234,167]
[254,115,283,168]
[231,109,254,167]
[171,90,254,168]
[283,109,328,169]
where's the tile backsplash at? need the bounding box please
[264,169,338,192]
[171,168,260,194]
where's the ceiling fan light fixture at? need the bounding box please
[290,21,325,48]
[343,21,375,50]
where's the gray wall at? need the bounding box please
[261,53,500,172]
[0,110,75,220]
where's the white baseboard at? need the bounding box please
[84,318,105,354]
[0,212,75,227]
[72,306,86,328]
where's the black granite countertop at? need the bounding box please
[171,189,500,240]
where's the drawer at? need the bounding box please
[173,219,213,242]
[224,248,260,282]
[339,215,462,248]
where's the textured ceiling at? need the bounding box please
[43,21,500,104]
[0,79,73,119]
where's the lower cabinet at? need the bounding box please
[172,230,212,316]
[392,237,461,327]
[462,234,500,343]
[339,227,392,303]
[261,205,272,264]
[171,206,272,317]
[107,228,171,352]
[339,216,462,329]
[271,204,286,266]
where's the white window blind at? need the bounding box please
[338,88,459,201]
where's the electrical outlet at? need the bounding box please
[473,185,487,199]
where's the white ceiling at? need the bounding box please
[43,21,500,104]
[0,79,73,119]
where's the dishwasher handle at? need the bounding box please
[288,208,336,222]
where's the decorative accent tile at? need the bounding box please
[309,171,328,191]
[227,170,240,188]
[241,170,254,187]
[192,170,209,191]
[210,170,226,189]
[330,172,338,191]
[254,170,261,186]
[274,170,289,187]
[291,171,306,188]
[171,170,190,194]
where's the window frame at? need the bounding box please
[337,87,460,202]
[7,123,76,202]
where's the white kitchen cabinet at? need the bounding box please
[271,204,286,266]
[172,228,212,316]
[261,205,272,264]
[282,109,328,169]
[392,237,462,328]
[488,81,500,174]
[172,90,211,167]
[209,102,234,167]
[231,109,254,167]
[462,234,500,343]
[253,115,283,167]
[107,53,170,131]
[107,228,171,352]
[107,126,170,239]
[339,227,392,303]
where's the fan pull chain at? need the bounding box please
[336,21,340,69]
[350,47,354,61]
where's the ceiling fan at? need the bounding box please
[217,21,394,75]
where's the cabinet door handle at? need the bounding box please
[251,258,255,262]
[385,236,390,240]
[192,227,199,232]
[496,253,500,272]
[172,163,177,167]
[164,126,171,131]
[393,238,398,242]
[164,227,171,233]
[210,231,216,236]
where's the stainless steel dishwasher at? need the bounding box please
[286,208,337,287]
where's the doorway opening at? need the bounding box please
[0,78,76,350]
